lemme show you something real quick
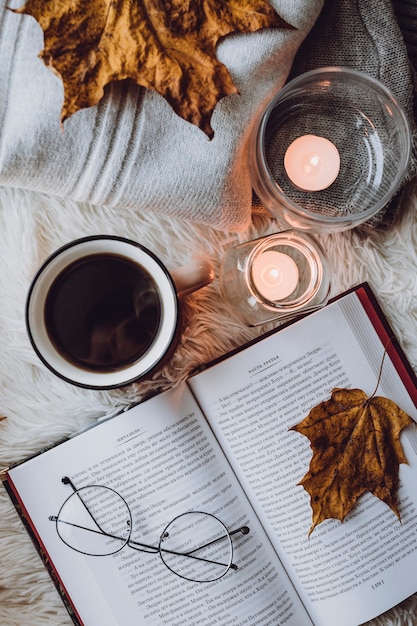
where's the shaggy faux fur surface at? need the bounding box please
[1,184,417,625]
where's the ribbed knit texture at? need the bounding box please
[0,0,324,231]
[394,0,417,70]
[0,0,416,230]
[289,0,417,227]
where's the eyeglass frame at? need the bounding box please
[49,476,250,583]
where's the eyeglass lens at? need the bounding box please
[55,485,132,556]
[159,511,233,582]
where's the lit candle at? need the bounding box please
[284,134,340,192]
[251,250,299,301]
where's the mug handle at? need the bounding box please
[170,258,215,299]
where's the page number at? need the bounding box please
[372,580,385,590]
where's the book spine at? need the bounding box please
[357,283,417,407]
[3,474,84,626]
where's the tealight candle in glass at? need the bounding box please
[249,67,411,232]
[220,231,330,326]
[284,135,340,192]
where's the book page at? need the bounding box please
[189,290,417,626]
[8,384,311,626]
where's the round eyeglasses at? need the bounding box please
[49,477,250,583]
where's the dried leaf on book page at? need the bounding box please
[14,0,294,137]
[291,387,414,535]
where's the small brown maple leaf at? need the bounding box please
[13,0,294,137]
[291,388,414,536]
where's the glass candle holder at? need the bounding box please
[249,67,411,233]
[220,231,330,326]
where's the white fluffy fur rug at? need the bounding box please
[1,183,417,626]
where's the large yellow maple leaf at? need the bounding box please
[14,0,294,137]
[291,388,414,536]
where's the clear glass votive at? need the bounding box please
[249,67,412,233]
[220,231,330,326]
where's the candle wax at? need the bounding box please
[251,250,299,301]
[284,134,340,192]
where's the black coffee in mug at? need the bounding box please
[26,236,212,389]
[44,253,162,372]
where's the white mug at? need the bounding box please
[26,236,214,389]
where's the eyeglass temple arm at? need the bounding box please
[62,476,77,491]
[159,543,240,571]
[60,476,110,535]
[53,477,157,552]
[48,516,238,569]
[156,525,250,572]
[180,525,249,555]
[175,525,250,570]
[48,515,159,554]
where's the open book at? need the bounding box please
[3,283,417,626]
